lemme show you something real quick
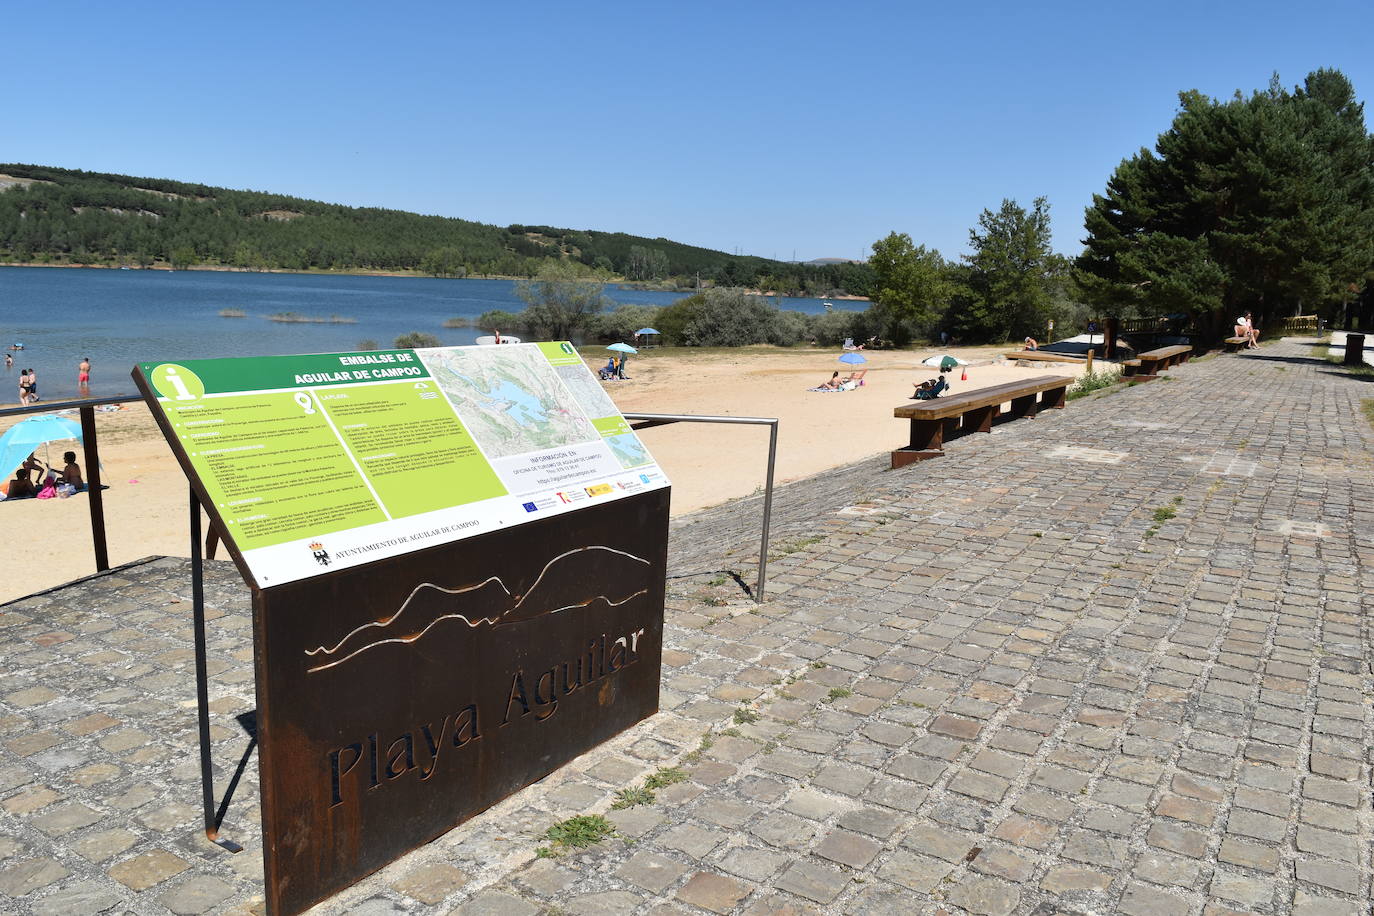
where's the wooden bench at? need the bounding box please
[1135,345,1192,378]
[1224,336,1248,352]
[892,375,1070,467]
[1003,350,1086,364]
[1120,359,1144,377]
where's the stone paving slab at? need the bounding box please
[1,340,1371,915]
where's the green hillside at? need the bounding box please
[0,164,873,296]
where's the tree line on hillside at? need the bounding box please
[0,165,874,297]
[868,68,1374,346]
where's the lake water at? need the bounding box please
[0,267,866,402]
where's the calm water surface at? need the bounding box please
[0,267,863,401]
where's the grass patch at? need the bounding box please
[733,707,760,725]
[644,766,687,790]
[775,535,823,556]
[610,786,656,809]
[1320,347,1374,378]
[1152,506,1178,523]
[542,814,615,853]
[826,687,853,702]
[1362,398,1374,429]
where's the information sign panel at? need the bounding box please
[134,343,667,587]
[132,344,670,916]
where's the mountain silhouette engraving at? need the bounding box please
[303,546,651,673]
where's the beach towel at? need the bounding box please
[807,386,846,392]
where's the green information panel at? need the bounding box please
[133,344,668,587]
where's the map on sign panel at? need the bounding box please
[418,346,598,458]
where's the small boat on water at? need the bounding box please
[474,335,522,346]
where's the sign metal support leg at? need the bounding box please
[190,488,243,854]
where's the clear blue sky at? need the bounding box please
[8,1,1372,262]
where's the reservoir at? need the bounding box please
[1,266,864,401]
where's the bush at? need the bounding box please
[769,310,809,346]
[657,288,797,347]
[808,310,861,346]
[587,304,662,342]
[1067,365,1122,396]
[394,332,441,348]
[475,309,525,332]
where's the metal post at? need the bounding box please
[624,413,778,604]
[756,420,777,603]
[190,488,242,854]
[79,406,110,571]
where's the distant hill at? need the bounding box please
[0,164,874,297]
[805,257,864,266]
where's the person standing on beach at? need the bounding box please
[27,367,38,401]
[18,368,32,404]
[78,357,91,394]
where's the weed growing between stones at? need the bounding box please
[611,786,655,809]
[1361,398,1374,430]
[733,706,760,725]
[826,687,853,702]
[644,766,687,790]
[682,735,713,764]
[539,814,616,856]
[771,535,823,559]
[1144,499,1182,539]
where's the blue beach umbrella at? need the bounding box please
[607,343,639,354]
[635,328,660,336]
[0,414,83,479]
[838,352,867,365]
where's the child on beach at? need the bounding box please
[5,468,36,499]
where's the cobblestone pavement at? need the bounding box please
[2,340,1371,915]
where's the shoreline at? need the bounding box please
[0,263,870,300]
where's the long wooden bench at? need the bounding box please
[1224,336,1249,352]
[892,375,1070,467]
[1135,345,1192,378]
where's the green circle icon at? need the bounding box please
[151,364,206,401]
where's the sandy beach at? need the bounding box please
[0,346,1089,603]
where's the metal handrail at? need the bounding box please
[1,393,142,576]
[622,412,778,603]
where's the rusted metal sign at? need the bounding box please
[255,488,667,915]
[131,346,670,915]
